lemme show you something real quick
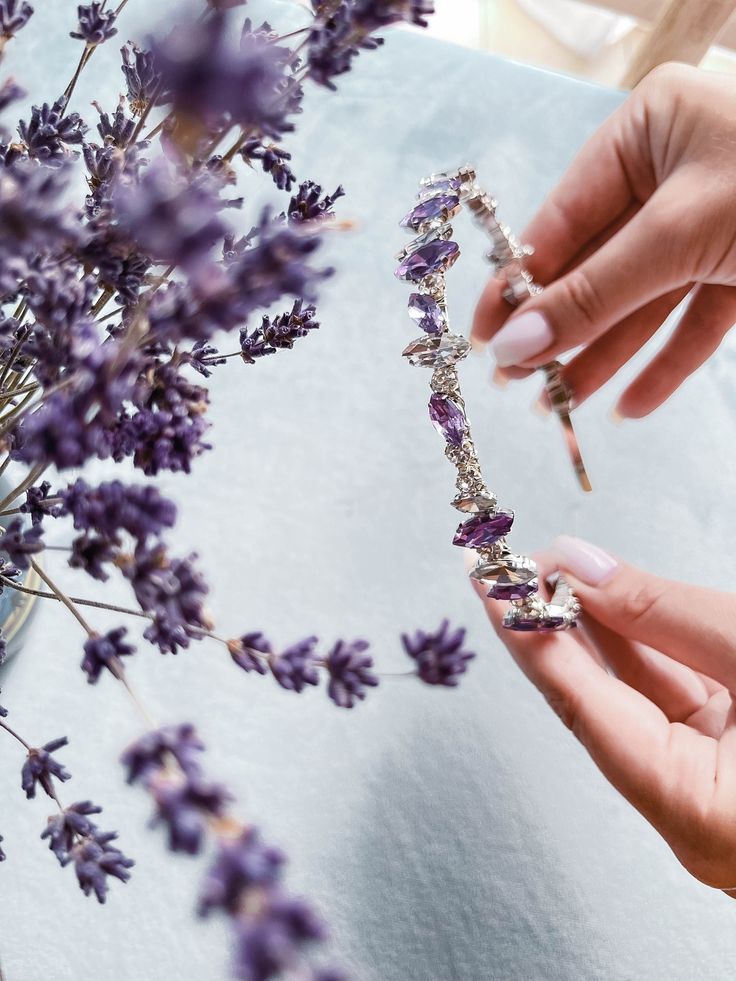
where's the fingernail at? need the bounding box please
[491,365,509,388]
[491,310,553,368]
[610,406,625,425]
[552,535,619,587]
[531,389,551,417]
[469,334,488,357]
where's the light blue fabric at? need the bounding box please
[2,4,736,979]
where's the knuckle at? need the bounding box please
[619,579,667,628]
[559,268,606,330]
[640,61,695,94]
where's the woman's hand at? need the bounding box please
[471,536,736,891]
[472,63,736,419]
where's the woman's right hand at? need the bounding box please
[472,63,736,419]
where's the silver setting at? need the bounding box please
[395,223,454,262]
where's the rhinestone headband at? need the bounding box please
[394,165,584,632]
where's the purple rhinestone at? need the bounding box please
[428,393,465,447]
[539,614,568,631]
[452,510,514,548]
[487,579,539,601]
[394,240,460,282]
[408,293,444,334]
[423,177,461,193]
[401,194,459,230]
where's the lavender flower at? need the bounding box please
[61,479,176,544]
[287,181,345,224]
[154,12,297,136]
[121,723,204,784]
[72,833,135,903]
[199,828,285,916]
[239,300,319,363]
[21,481,61,526]
[234,893,327,981]
[82,628,135,684]
[120,42,162,116]
[0,77,24,113]
[69,532,118,582]
[401,619,475,687]
[270,637,319,693]
[228,632,270,675]
[41,800,102,862]
[18,96,88,163]
[0,0,32,39]
[149,774,232,854]
[121,546,209,654]
[112,158,230,270]
[13,392,106,469]
[1,517,43,570]
[21,736,71,799]
[71,3,118,45]
[325,639,378,708]
[242,140,295,192]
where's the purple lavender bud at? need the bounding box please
[95,101,136,147]
[1,517,43,570]
[72,834,134,903]
[242,139,296,191]
[325,639,378,709]
[401,619,475,687]
[234,893,327,981]
[41,800,103,863]
[70,2,117,44]
[153,12,297,136]
[0,0,33,38]
[69,532,118,582]
[228,632,270,675]
[121,546,209,654]
[60,479,177,543]
[121,723,204,784]
[287,181,345,224]
[112,158,230,271]
[149,775,232,854]
[199,828,285,917]
[13,392,106,469]
[82,628,135,684]
[18,96,88,163]
[20,481,61,527]
[21,736,71,799]
[120,42,163,116]
[186,342,226,377]
[240,300,319,363]
[270,637,320,693]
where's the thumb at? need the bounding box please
[551,536,736,691]
[490,182,689,370]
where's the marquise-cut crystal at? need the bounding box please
[452,510,514,548]
[401,194,459,230]
[408,293,444,334]
[402,334,470,368]
[394,240,459,282]
[420,176,461,193]
[469,554,539,601]
[451,491,497,513]
[428,393,465,446]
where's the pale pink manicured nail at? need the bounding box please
[552,535,619,586]
[491,311,554,368]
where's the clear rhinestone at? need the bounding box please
[402,334,470,368]
[395,224,453,262]
[430,367,460,393]
[452,491,498,513]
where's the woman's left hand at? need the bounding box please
[470,535,736,893]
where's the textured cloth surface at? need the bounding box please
[1,3,736,980]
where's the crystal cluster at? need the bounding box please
[396,166,579,632]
